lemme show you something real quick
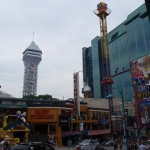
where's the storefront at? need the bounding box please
[27,107,72,146]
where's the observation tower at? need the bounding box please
[22,41,42,96]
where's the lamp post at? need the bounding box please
[107,87,128,150]
[68,116,72,147]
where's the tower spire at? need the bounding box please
[32,32,34,41]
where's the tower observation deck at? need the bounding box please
[22,41,42,96]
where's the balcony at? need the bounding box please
[79,115,86,121]
[92,116,98,120]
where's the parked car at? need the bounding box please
[11,142,55,150]
[76,139,99,150]
[80,144,107,150]
[103,140,114,146]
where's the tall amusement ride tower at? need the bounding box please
[94,2,113,96]
[94,2,114,113]
[22,41,42,96]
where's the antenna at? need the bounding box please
[32,32,34,41]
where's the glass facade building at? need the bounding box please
[83,3,150,100]
[82,47,94,97]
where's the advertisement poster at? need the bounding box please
[111,115,123,131]
[130,55,150,92]
[139,98,150,125]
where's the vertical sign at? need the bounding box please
[73,72,80,116]
[79,122,84,131]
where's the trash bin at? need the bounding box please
[67,140,72,147]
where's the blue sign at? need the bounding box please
[100,119,108,126]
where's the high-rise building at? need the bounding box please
[83,3,150,100]
[22,41,42,96]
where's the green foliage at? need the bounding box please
[22,94,59,100]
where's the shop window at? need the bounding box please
[35,124,48,135]
[105,113,109,120]
[49,125,56,134]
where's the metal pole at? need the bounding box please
[68,117,71,148]
[120,87,128,150]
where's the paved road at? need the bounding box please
[54,145,127,150]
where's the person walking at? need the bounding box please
[120,142,122,150]
[114,141,118,150]
[0,143,4,150]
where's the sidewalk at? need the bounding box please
[54,145,76,150]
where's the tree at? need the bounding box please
[22,94,59,100]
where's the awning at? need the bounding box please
[0,104,27,109]
[86,129,110,136]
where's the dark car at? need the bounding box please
[103,140,114,146]
[11,142,55,150]
[80,144,107,150]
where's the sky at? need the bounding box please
[0,0,145,100]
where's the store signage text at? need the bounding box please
[74,73,78,112]
[30,109,54,119]
[137,91,150,100]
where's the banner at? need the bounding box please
[79,123,84,131]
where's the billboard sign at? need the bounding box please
[73,72,80,115]
[130,55,150,128]
[138,98,150,125]
[130,55,150,93]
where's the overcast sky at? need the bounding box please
[0,0,144,99]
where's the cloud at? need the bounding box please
[0,0,144,99]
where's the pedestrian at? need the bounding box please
[114,141,118,150]
[139,141,149,150]
[0,143,3,150]
[120,142,122,150]
[3,139,10,150]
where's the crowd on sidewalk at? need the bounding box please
[113,140,150,150]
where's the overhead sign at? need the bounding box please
[73,72,80,115]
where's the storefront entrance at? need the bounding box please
[13,132,25,142]
[35,124,48,135]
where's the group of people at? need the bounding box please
[114,141,150,150]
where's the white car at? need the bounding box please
[76,139,91,149]
[76,139,99,150]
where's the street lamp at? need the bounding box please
[107,87,128,150]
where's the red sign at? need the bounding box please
[74,73,78,112]
[87,129,110,136]
[30,109,54,120]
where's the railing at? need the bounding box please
[80,115,86,120]
[92,116,98,120]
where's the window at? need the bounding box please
[49,125,56,134]
[130,109,133,116]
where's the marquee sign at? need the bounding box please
[73,72,80,115]
[27,109,56,122]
